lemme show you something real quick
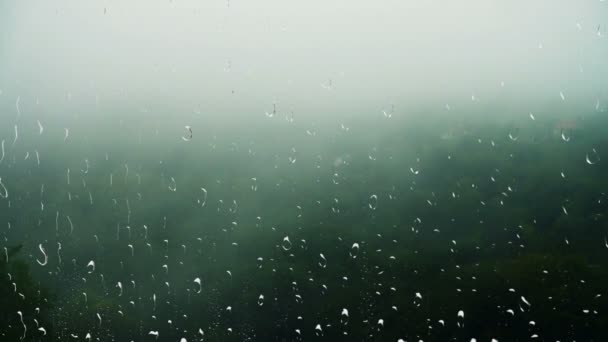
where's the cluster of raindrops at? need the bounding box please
[0,3,607,342]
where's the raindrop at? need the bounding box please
[369,194,378,210]
[15,96,21,118]
[350,243,360,258]
[282,236,292,251]
[586,148,600,165]
[182,125,193,141]
[314,324,323,335]
[11,125,19,149]
[0,178,8,198]
[318,253,327,268]
[36,244,48,266]
[17,311,26,340]
[87,260,96,273]
[198,187,208,207]
[194,277,202,293]
[168,177,177,191]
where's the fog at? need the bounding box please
[1,0,607,124]
[3,2,608,341]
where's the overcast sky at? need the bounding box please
[1,0,607,121]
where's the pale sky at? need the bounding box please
[1,0,607,121]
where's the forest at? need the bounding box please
[1,109,607,341]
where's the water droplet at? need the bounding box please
[168,177,177,191]
[194,278,202,293]
[350,243,360,258]
[318,253,327,268]
[36,244,48,266]
[586,148,600,165]
[86,260,95,273]
[369,194,378,210]
[282,236,292,251]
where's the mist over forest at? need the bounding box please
[1,1,608,341]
